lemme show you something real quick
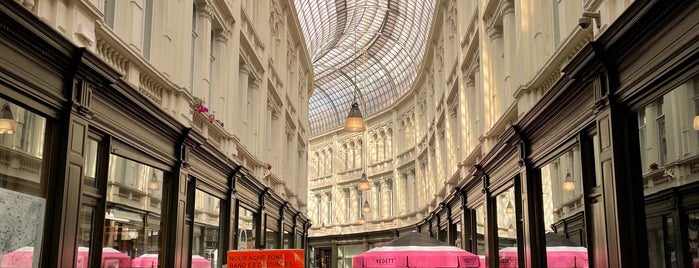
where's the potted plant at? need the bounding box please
[649,162,659,170]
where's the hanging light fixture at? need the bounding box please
[344,40,366,132]
[0,103,15,134]
[362,200,371,213]
[359,214,366,224]
[507,224,515,235]
[148,170,159,191]
[320,223,326,231]
[505,200,514,215]
[358,172,370,191]
[562,170,575,191]
[344,102,365,132]
[694,115,699,130]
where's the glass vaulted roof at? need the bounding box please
[294,0,435,135]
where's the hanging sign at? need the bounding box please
[227,249,304,268]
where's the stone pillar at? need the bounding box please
[487,26,503,126]
[213,30,232,128]
[193,5,213,100]
[251,79,263,156]
[238,63,250,144]
[502,1,516,108]
[464,77,475,156]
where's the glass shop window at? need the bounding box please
[103,155,164,267]
[192,189,221,268]
[283,225,292,249]
[295,232,303,249]
[0,98,47,268]
[266,215,279,249]
[238,206,257,250]
[496,188,518,267]
[687,212,698,267]
[638,76,699,191]
[476,204,487,265]
[540,148,588,268]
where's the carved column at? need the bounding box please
[501,1,516,108]
[193,5,214,99]
[487,26,503,126]
[238,63,250,144]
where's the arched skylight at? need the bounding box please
[294,0,435,135]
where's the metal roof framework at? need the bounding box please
[294,0,435,135]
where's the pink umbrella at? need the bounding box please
[352,232,480,268]
[0,247,131,268]
[499,247,588,268]
[1,246,36,268]
[131,253,212,268]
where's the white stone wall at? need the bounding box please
[16,0,313,211]
[308,0,636,235]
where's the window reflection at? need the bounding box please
[688,213,698,267]
[193,189,220,268]
[476,204,487,267]
[0,99,47,268]
[496,188,518,267]
[639,77,699,267]
[104,155,163,267]
[238,206,257,250]
[266,215,279,249]
[541,148,588,268]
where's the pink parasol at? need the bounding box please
[352,232,480,268]
[0,247,131,268]
[131,253,212,268]
[498,233,588,268]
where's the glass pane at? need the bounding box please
[541,148,588,268]
[238,206,257,250]
[639,76,699,267]
[476,205,487,265]
[666,217,677,268]
[646,216,666,268]
[77,206,94,268]
[84,139,98,188]
[687,212,698,266]
[0,99,47,268]
[295,232,303,249]
[496,188,518,267]
[104,154,163,267]
[193,189,220,268]
[283,229,291,249]
[294,0,436,134]
[266,215,279,249]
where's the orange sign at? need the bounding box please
[227,249,305,268]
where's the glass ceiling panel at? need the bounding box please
[294,0,435,135]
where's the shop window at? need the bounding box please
[192,189,221,268]
[496,188,518,267]
[295,232,303,249]
[266,215,279,249]
[77,206,95,267]
[476,205,487,258]
[337,244,363,268]
[638,77,699,191]
[0,99,47,268]
[687,212,698,267]
[540,147,588,267]
[103,155,164,266]
[282,226,292,249]
[238,206,257,250]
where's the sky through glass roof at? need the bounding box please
[294,0,435,135]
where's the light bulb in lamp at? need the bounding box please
[344,102,365,132]
[505,200,515,215]
[0,103,15,134]
[358,173,370,191]
[563,172,575,191]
